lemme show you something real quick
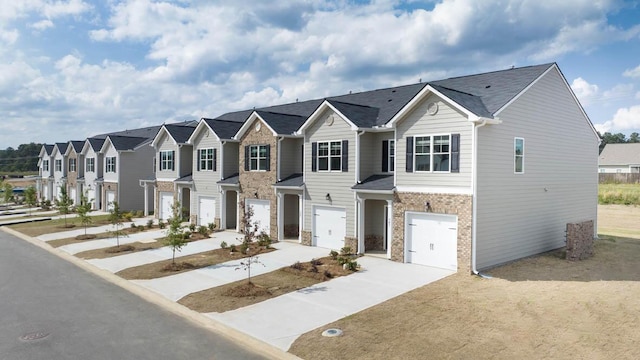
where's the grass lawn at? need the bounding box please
[598,204,640,238]
[116,243,276,280]
[289,205,640,360]
[599,183,640,205]
[9,214,117,237]
[179,256,355,313]
[45,225,164,248]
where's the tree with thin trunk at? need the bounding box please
[108,201,126,247]
[235,201,264,284]
[164,200,187,265]
[76,192,92,236]
[54,186,73,227]
[23,186,37,216]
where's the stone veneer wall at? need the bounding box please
[566,220,594,261]
[155,181,175,218]
[392,192,473,273]
[301,230,312,246]
[67,153,78,200]
[238,119,278,240]
[102,182,118,211]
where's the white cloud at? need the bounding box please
[624,64,640,78]
[30,19,54,30]
[596,105,640,133]
[571,77,599,106]
[603,83,635,101]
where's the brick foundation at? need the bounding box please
[155,181,175,218]
[301,230,312,246]
[365,235,385,251]
[566,220,594,261]
[392,192,473,273]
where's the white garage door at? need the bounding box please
[406,212,457,271]
[159,192,174,220]
[69,188,77,206]
[198,197,216,226]
[106,191,116,211]
[245,199,270,236]
[313,206,346,250]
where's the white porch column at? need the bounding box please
[357,196,365,254]
[277,192,284,241]
[143,183,149,216]
[298,193,303,243]
[386,199,393,259]
[220,189,227,230]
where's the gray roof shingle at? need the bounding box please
[107,136,149,151]
[202,118,246,140]
[87,138,105,151]
[55,142,69,154]
[217,173,239,185]
[255,111,307,135]
[599,143,640,165]
[352,174,395,191]
[163,124,197,144]
[274,173,303,187]
[44,144,54,155]
[70,140,85,154]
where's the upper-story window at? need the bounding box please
[86,158,95,172]
[249,145,268,171]
[106,156,116,173]
[55,159,62,172]
[43,160,49,172]
[198,148,216,171]
[382,139,395,173]
[514,137,524,174]
[69,158,76,172]
[311,140,348,172]
[160,150,175,171]
[406,134,459,173]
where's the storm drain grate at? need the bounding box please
[19,332,50,341]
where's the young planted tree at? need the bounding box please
[235,201,264,284]
[76,192,93,236]
[54,186,73,227]
[2,182,13,204]
[108,201,127,247]
[23,185,37,216]
[164,201,187,265]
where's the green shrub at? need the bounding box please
[240,242,249,254]
[183,231,191,239]
[197,225,208,235]
[229,244,236,253]
[257,232,271,247]
[146,219,154,229]
[158,220,166,229]
[220,241,228,249]
[290,261,303,270]
[189,223,196,232]
[208,222,216,232]
[329,250,339,260]
[340,246,352,256]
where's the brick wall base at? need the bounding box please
[301,231,312,246]
[344,236,357,254]
[566,220,594,261]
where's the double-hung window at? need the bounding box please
[249,145,268,171]
[160,150,175,171]
[318,141,342,171]
[69,158,76,172]
[514,137,524,174]
[412,134,451,172]
[382,140,395,172]
[198,148,215,171]
[106,156,116,173]
[43,160,49,172]
[55,159,62,172]
[86,158,95,172]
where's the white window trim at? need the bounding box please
[249,144,268,172]
[69,158,76,172]
[413,133,451,173]
[514,137,525,174]
[386,139,395,173]
[55,159,62,172]
[159,150,175,171]
[317,140,342,172]
[106,156,116,173]
[43,160,49,171]
[198,148,215,171]
[86,158,95,173]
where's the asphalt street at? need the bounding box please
[0,230,266,360]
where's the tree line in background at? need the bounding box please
[0,143,42,173]
[599,132,640,153]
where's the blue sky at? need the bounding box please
[1,0,640,148]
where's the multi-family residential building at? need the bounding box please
[36,144,55,202]
[80,137,106,210]
[64,140,86,205]
[51,142,70,201]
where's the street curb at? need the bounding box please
[2,226,302,360]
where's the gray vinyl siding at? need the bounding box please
[179,145,193,177]
[360,132,394,180]
[396,94,472,189]
[83,149,98,192]
[103,144,118,183]
[191,128,222,221]
[222,142,239,179]
[475,68,599,269]
[279,137,303,180]
[304,110,356,237]
[119,145,156,211]
[157,133,178,179]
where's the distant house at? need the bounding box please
[598,143,640,173]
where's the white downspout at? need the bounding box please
[277,137,284,181]
[471,119,488,276]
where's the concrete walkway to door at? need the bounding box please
[206,256,455,351]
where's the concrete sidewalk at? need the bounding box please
[131,241,329,302]
[206,257,455,351]
[58,229,166,255]
[87,231,243,273]
[37,216,151,241]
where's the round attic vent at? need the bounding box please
[325,115,335,126]
[427,102,439,116]
[255,122,261,132]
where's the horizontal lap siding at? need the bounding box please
[476,69,598,269]
[396,95,472,189]
[279,137,303,180]
[157,133,178,179]
[179,145,193,177]
[304,110,356,237]
[359,133,375,181]
[191,129,222,219]
[119,146,155,211]
[223,142,239,179]
[102,144,118,183]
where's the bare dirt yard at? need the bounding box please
[290,205,640,360]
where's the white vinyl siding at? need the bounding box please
[102,143,118,183]
[86,158,95,172]
[514,137,524,173]
[43,160,49,172]
[105,157,116,173]
[55,159,62,172]
[304,110,356,238]
[198,148,215,171]
[396,95,472,189]
[279,137,303,179]
[190,128,223,225]
[317,141,342,171]
[475,68,598,269]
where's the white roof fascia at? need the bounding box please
[233,111,278,140]
[295,100,359,135]
[151,126,177,148]
[187,120,221,144]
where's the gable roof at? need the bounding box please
[54,142,69,156]
[599,143,640,165]
[65,140,85,156]
[87,138,105,152]
[253,110,307,135]
[203,118,245,139]
[40,144,54,157]
[152,123,197,147]
[103,135,149,152]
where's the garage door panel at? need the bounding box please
[406,212,457,271]
[159,193,173,220]
[246,199,270,235]
[106,191,115,211]
[313,206,346,250]
[198,197,216,226]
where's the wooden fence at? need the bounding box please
[599,173,640,184]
